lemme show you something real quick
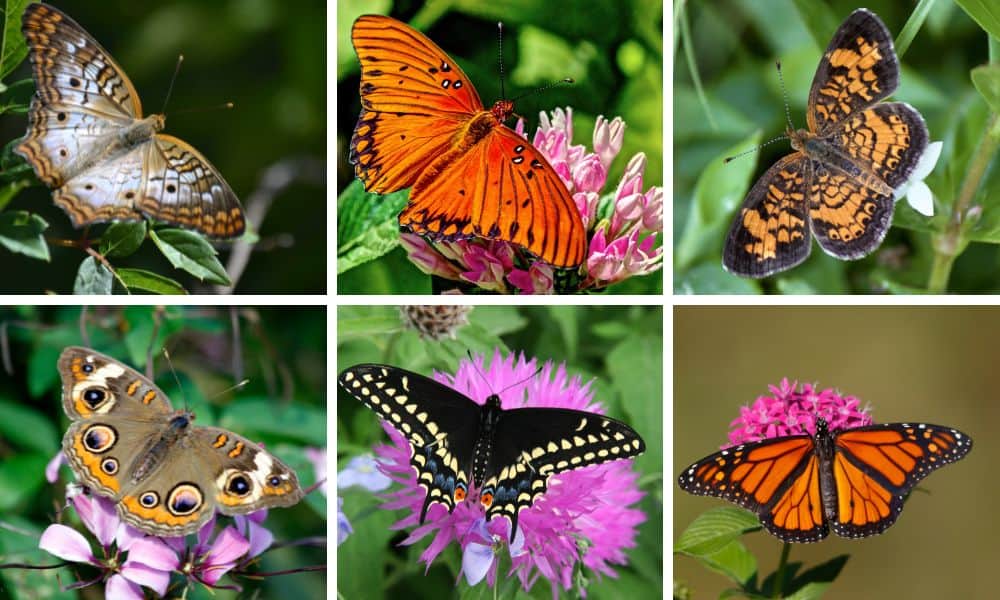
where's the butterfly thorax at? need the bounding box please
[470,395,503,485]
[788,127,894,197]
[129,408,194,484]
[119,114,165,149]
[813,418,840,522]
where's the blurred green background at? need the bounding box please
[0,306,326,599]
[674,306,992,598]
[674,0,998,293]
[337,305,663,598]
[0,0,326,293]
[336,0,663,294]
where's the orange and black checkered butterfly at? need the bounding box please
[723,9,929,277]
[350,15,586,268]
[678,419,971,542]
[338,364,644,541]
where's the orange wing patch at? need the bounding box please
[766,455,825,541]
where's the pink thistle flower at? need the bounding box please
[370,350,645,595]
[399,108,662,293]
[39,492,179,598]
[726,379,873,447]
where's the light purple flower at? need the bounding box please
[461,517,526,585]
[726,378,874,447]
[38,493,179,598]
[338,454,391,492]
[337,497,353,546]
[305,447,329,496]
[370,350,646,595]
[398,108,663,293]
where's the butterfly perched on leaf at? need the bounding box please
[16,3,245,239]
[349,14,587,268]
[679,418,971,542]
[338,363,645,540]
[723,9,929,277]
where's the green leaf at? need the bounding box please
[150,228,231,285]
[785,555,849,598]
[337,179,408,273]
[0,452,47,511]
[607,331,661,473]
[219,398,326,446]
[972,64,1000,114]
[116,267,186,294]
[0,0,30,81]
[0,210,48,260]
[676,132,762,271]
[0,515,77,600]
[955,0,1000,41]
[675,507,761,555]
[0,177,28,211]
[674,262,761,294]
[99,221,147,257]
[0,398,58,454]
[73,256,112,294]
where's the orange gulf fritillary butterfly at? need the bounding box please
[679,418,972,542]
[349,14,587,269]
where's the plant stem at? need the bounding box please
[773,542,791,598]
[928,112,1000,292]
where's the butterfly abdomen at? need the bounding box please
[470,395,503,487]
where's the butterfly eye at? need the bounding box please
[100,458,118,474]
[226,473,252,497]
[167,484,202,516]
[83,425,116,452]
[139,492,159,508]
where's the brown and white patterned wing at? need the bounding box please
[144,135,246,238]
[16,3,142,187]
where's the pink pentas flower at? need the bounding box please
[370,350,646,596]
[38,492,178,599]
[399,108,662,293]
[726,379,874,448]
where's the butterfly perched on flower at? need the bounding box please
[338,363,645,541]
[679,417,971,542]
[349,14,587,268]
[723,9,929,277]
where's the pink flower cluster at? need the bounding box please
[38,490,273,599]
[370,350,646,596]
[725,378,873,448]
[401,108,662,293]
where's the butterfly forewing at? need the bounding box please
[338,365,480,520]
[484,407,645,538]
[829,423,972,538]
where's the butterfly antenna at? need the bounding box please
[510,78,574,103]
[160,54,184,116]
[775,60,795,132]
[161,348,188,411]
[722,134,790,163]
[497,22,506,99]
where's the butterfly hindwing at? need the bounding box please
[483,407,645,538]
[338,365,480,520]
[829,423,972,538]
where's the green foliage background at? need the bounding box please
[0,0,326,293]
[674,307,990,598]
[336,0,663,294]
[0,306,326,599]
[674,0,1000,293]
[337,305,663,598]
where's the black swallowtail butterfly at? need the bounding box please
[338,364,646,541]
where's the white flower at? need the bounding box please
[895,141,943,217]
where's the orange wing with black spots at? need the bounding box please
[723,8,928,278]
[349,14,586,268]
[679,419,972,543]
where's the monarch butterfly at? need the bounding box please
[349,14,587,269]
[678,418,972,542]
